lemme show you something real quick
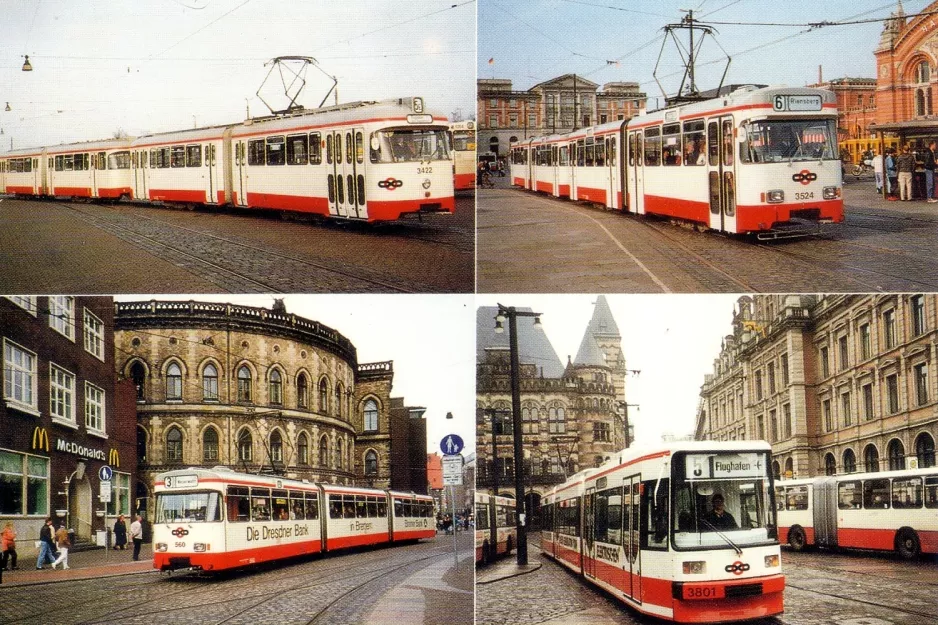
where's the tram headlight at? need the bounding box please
[193,543,206,552]
[682,560,707,574]
[766,189,784,204]
[155,542,168,552]
[764,554,780,568]
[823,186,839,200]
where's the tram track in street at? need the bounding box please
[784,578,938,621]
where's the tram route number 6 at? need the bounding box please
[773,94,823,112]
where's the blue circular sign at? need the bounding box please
[440,434,464,456]
[99,465,113,481]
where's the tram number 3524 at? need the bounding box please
[794,192,814,201]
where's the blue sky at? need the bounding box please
[479,0,925,108]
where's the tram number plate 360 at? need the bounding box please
[683,585,725,600]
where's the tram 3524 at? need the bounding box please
[152,467,435,573]
[510,85,843,239]
[474,492,517,564]
[541,441,783,623]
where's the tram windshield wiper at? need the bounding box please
[698,518,743,556]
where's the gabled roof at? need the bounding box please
[529,73,599,92]
[476,306,565,378]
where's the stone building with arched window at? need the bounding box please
[115,300,425,521]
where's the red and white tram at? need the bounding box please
[449,120,477,191]
[152,467,434,572]
[776,466,938,559]
[474,492,517,564]
[541,441,784,623]
[510,85,843,238]
[0,97,455,223]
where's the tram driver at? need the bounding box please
[703,493,738,530]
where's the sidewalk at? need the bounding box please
[0,544,154,587]
[843,176,938,215]
[475,550,541,585]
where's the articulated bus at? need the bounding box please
[450,120,477,190]
[776,466,938,559]
[475,492,517,564]
[542,441,783,623]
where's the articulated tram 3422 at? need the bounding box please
[541,441,783,623]
[152,467,435,573]
[510,85,843,238]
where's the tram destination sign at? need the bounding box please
[773,94,822,112]
[164,474,199,489]
[686,453,765,479]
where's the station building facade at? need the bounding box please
[1,296,137,549]
[698,295,938,479]
[114,300,427,521]
[475,296,632,520]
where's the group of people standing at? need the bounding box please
[870,141,938,202]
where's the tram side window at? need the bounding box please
[722,119,735,167]
[662,123,681,165]
[55,155,64,171]
[251,488,272,521]
[584,139,595,167]
[343,495,356,518]
[785,485,809,510]
[557,499,579,536]
[266,136,285,166]
[286,134,308,166]
[838,481,862,509]
[641,478,669,550]
[576,140,585,166]
[925,477,938,508]
[272,491,290,520]
[559,146,569,166]
[608,137,616,166]
[595,138,606,166]
[305,493,319,520]
[394,498,404,517]
[248,139,265,166]
[594,487,622,545]
[186,145,201,168]
[290,491,305,520]
[170,145,186,168]
[629,133,637,167]
[309,132,322,165]
[329,495,342,519]
[95,152,106,170]
[353,496,365,518]
[476,503,490,530]
[643,127,661,166]
[367,496,378,518]
[542,503,553,532]
[683,119,706,166]
[228,485,250,522]
[863,478,890,509]
[891,477,923,509]
[708,122,719,167]
[377,497,387,518]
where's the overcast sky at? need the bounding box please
[476,294,742,445]
[479,0,923,108]
[2,0,476,149]
[115,294,476,457]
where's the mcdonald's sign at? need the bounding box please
[32,427,50,452]
[109,448,120,468]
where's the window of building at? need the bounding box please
[843,448,857,473]
[820,346,829,377]
[85,382,105,434]
[270,430,283,463]
[824,453,836,475]
[269,369,282,405]
[863,382,874,420]
[319,436,329,466]
[297,374,308,409]
[916,432,936,468]
[886,373,900,413]
[593,422,611,442]
[757,414,765,439]
[238,429,253,462]
[6,296,38,315]
[864,444,880,472]
[105,472,131,516]
[911,295,926,336]
[914,362,928,406]
[823,398,832,432]
[319,379,329,414]
[83,309,105,360]
[781,353,789,386]
[237,366,252,402]
[838,335,848,370]
[365,450,378,476]
[297,433,309,465]
[769,409,778,442]
[488,114,498,128]
[841,391,851,427]
[884,309,896,349]
[549,406,566,433]
[783,403,792,439]
[335,383,343,417]
[860,323,871,360]
[336,439,344,470]
[888,438,906,471]
[166,362,182,400]
[202,363,218,401]
[768,362,776,394]
[203,427,218,462]
[755,370,763,400]
[363,399,378,432]
[49,364,76,425]
[48,296,75,340]
[166,426,183,462]
[0,450,49,516]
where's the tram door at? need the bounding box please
[526,147,534,190]
[584,487,596,578]
[204,143,217,204]
[551,145,559,196]
[707,116,737,232]
[623,475,642,602]
[606,137,617,209]
[630,132,645,214]
[134,149,149,200]
[234,140,249,207]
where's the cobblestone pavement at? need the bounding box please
[477,178,938,293]
[477,535,938,625]
[0,535,471,625]
[0,194,473,293]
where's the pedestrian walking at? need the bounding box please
[897,145,915,201]
[130,514,143,561]
[886,148,898,199]
[872,150,884,194]
[51,524,70,570]
[1,521,18,571]
[35,517,57,570]
[926,141,938,202]
[114,515,127,550]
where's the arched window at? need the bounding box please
[238,429,252,462]
[917,89,927,116]
[336,439,344,470]
[364,399,378,432]
[166,426,182,462]
[166,363,182,400]
[319,379,329,414]
[824,453,836,476]
[771,460,780,480]
[843,448,857,473]
[784,457,794,477]
[864,444,880,472]
[365,450,378,476]
[297,433,309,465]
[203,427,219,462]
[918,60,931,83]
[269,369,282,405]
[237,366,252,402]
[319,436,329,467]
[270,430,283,463]
[916,432,936,468]
[887,438,905,471]
[202,363,218,401]
[335,383,343,417]
[297,374,309,409]
[130,361,146,401]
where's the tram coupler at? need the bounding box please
[755,219,824,241]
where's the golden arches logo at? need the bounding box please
[108,448,120,468]
[32,427,50,452]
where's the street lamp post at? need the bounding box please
[495,303,542,566]
[617,402,639,449]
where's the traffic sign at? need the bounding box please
[440,434,464,456]
[99,480,112,503]
[99,465,113,481]
[442,455,463,486]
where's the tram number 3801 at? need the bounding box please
[683,585,723,600]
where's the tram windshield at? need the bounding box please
[671,451,776,550]
[740,119,837,163]
[370,128,451,163]
[155,491,222,523]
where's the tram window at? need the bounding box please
[171,145,186,168]
[786,485,809,511]
[290,492,305,520]
[64,155,74,171]
[329,496,342,519]
[367,496,378,518]
[251,488,272,521]
[55,155,64,171]
[608,138,616,166]
[186,144,201,168]
[863,478,890,509]
[584,139,595,167]
[149,149,157,168]
[643,127,661,166]
[343,495,356,518]
[838,480,862,509]
[476,504,490,531]
[248,139,265,166]
[352,496,364,518]
[708,122,719,166]
[286,134,308,165]
[108,151,130,170]
[266,135,285,166]
[377,499,387,517]
[925,477,938,508]
[394,499,404,517]
[326,135,334,165]
[682,119,706,166]
[305,493,319,520]
[892,477,923,509]
[595,488,622,545]
[641,478,669,550]
[272,496,290,520]
[356,131,364,164]
[595,139,606,167]
[559,145,569,166]
[576,140,585,166]
[227,486,250,522]
[309,132,322,165]
[662,123,681,166]
[722,120,734,167]
[335,133,343,164]
[95,152,105,170]
[345,132,353,164]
